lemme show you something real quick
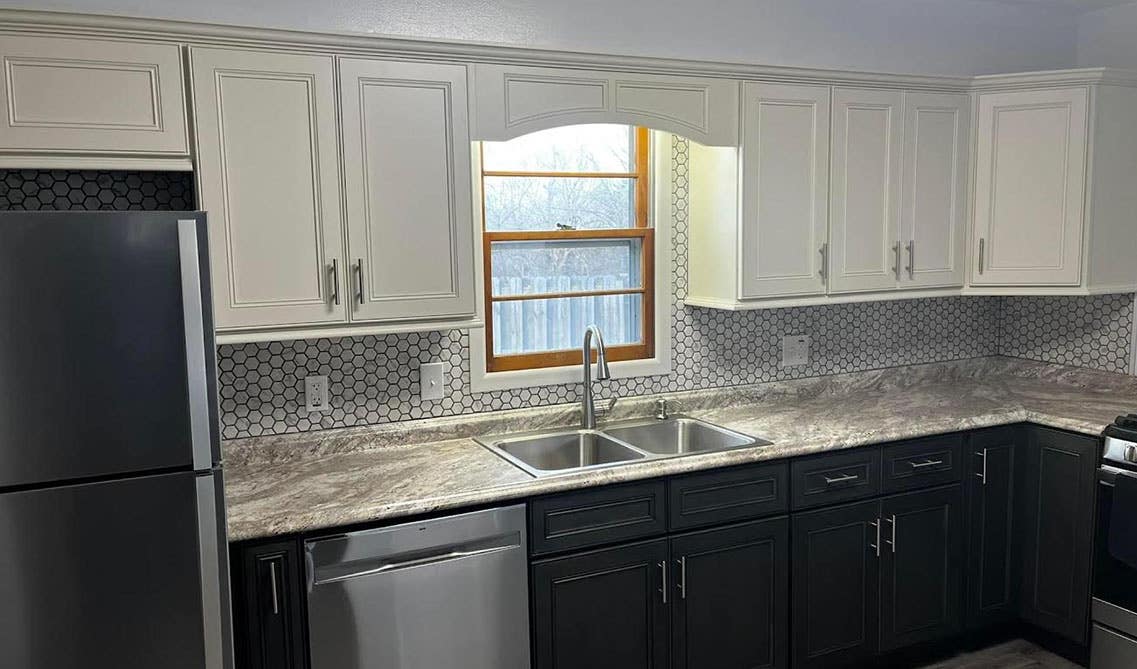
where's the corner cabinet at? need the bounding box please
[191,48,480,341]
[968,76,1137,294]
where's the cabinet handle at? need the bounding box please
[677,557,687,600]
[268,560,280,616]
[978,238,985,275]
[906,241,915,279]
[354,258,365,305]
[869,518,881,557]
[329,259,340,306]
[892,242,901,279]
[818,243,828,282]
[975,449,988,485]
[659,560,668,604]
[909,458,944,470]
[885,514,897,553]
[823,472,859,486]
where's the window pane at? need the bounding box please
[492,294,643,356]
[482,124,634,173]
[483,176,634,231]
[490,238,643,297]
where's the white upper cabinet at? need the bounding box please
[471,63,739,146]
[0,34,188,157]
[738,82,830,299]
[828,88,904,294]
[900,92,969,289]
[191,47,347,332]
[971,87,1088,287]
[338,58,477,324]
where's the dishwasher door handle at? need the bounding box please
[310,532,522,588]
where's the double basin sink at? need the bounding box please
[476,416,771,477]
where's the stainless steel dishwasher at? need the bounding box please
[305,504,530,669]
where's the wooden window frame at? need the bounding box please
[481,126,654,373]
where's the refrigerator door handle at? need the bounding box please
[179,219,214,472]
[196,473,235,669]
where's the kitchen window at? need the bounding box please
[480,124,655,372]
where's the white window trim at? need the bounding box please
[470,131,674,393]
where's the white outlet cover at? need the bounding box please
[420,362,446,401]
[304,375,330,413]
[781,335,810,367]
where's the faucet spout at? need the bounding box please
[582,325,610,429]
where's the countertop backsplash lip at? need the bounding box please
[223,355,1137,540]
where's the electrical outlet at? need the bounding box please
[304,375,330,413]
[781,335,810,367]
[420,362,446,401]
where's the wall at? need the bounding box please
[1,158,1131,441]
[1077,3,1137,68]
[2,0,1079,76]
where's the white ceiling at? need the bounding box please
[978,0,1135,13]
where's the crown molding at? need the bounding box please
[971,67,1137,91]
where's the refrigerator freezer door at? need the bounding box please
[0,212,219,487]
[0,469,232,669]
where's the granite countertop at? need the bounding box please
[223,357,1137,541]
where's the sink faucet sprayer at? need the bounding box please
[581,325,611,430]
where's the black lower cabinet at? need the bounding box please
[879,486,964,651]
[791,500,881,669]
[531,539,670,669]
[231,540,308,669]
[671,517,789,669]
[1018,426,1099,645]
[965,426,1021,628]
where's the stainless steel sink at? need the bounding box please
[478,429,647,477]
[603,416,769,455]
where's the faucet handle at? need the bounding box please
[594,397,617,420]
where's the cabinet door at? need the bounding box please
[531,539,670,669]
[900,93,969,289]
[879,486,964,651]
[232,540,308,669]
[0,34,188,156]
[791,500,880,669]
[965,426,1021,629]
[671,517,789,669]
[339,58,477,323]
[739,82,830,299]
[191,47,346,330]
[1019,426,1098,644]
[971,88,1088,286]
[829,87,904,294]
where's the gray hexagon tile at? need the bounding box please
[998,293,1133,373]
[0,170,194,210]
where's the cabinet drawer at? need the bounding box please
[791,447,881,510]
[881,434,963,493]
[668,461,788,531]
[529,480,667,556]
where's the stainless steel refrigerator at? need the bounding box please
[0,211,233,669]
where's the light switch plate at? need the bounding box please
[420,362,446,401]
[781,335,810,367]
[304,375,330,413]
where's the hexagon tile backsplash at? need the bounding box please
[0,160,1132,440]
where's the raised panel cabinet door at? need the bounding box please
[879,485,964,651]
[971,88,1088,286]
[829,87,904,294]
[965,426,1021,629]
[1019,426,1099,645]
[531,539,670,669]
[739,82,830,299]
[191,47,347,330]
[232,540,308,669]
[791,500,881,669]
[900,92,969,289]
[339,58,476,323]
[671,517,789,669]
[0,34,188,155]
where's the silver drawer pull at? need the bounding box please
[869,518,881,557]
[909,459,944,470]
[659,560,668,604]
[823,473,859,486]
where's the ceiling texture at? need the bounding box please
[979,0,1135,12]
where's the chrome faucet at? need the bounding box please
[581,325,611,429]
